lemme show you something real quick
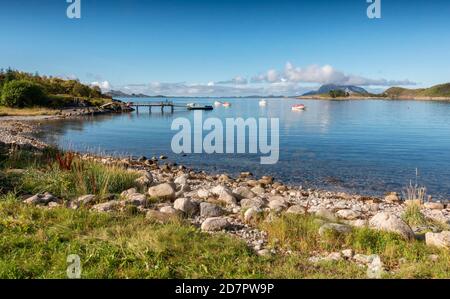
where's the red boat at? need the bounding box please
[292,104,306,111]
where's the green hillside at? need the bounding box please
[0,68,111,108]
[384,83,450,98]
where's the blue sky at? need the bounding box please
[1,0,449,96]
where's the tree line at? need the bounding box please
[0,68,110,108]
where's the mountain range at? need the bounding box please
[302,84,369,96]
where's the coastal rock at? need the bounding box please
[70,194,96,209]
[250,186,265,195]
[174,174,189,186]
[76,194,96,205]
[268,199,288,212]
[197,189,211,199]
[369,212,414,240]
[121,188,137,198]
[233,186,256,199]
[423,202,444,210]
[346,219,368,228]
[91,200,120,212]
[148,183,176,200]
[24,192,58,206]
[240,198,266,210]
[134,171,153,188]
[425,231,450,249]
[385,192,401,203]
[159,206,180,215]
[259,176,274,185]
[124,193,148,207]
[319,223,352,236]
[146,210,178,224]
[244,207,262,223]
[268,195,286,202]
[201,217,231,232]
[341,249,354,259]
[336,209,361,220]
[286,205,306,215]
[211,185,237,205]
[173,198,199,216]
[218,174,231,183]
[353,254,378,265]
[315,208,338,222]
[200,202,224,218]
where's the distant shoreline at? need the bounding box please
[296,95,450,101]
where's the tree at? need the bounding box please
[72,82,91,97]
[329,90,349,98]
[1,80,47,108]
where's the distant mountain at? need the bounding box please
[383,83,450,99]
[302,84,369,96]
[105,90,160,98]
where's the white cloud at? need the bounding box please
[216,76,248,85]
[91,81,112,90]
[252,62,416,87]
[108,62,416,97]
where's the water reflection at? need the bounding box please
[38,97,450,199]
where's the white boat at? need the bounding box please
[222,102,231,108]
[292,104,306,111]
[259,99,267,106]
[214,101,222,106]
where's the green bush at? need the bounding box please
[1,80,47,108]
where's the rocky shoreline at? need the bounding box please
[2,114,450,274]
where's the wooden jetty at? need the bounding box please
[127,101,213,113]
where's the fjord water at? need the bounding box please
[40,98,450,199]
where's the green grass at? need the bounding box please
[0,194,448,278]
[260,214,450,278]
[402,204,428,227]
[0,149,449,279]
[1,149,140,200]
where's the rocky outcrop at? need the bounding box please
[369,212,414,239]
[425,231,450,249]
[148,183,176,200]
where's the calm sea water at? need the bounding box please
[39,98,450,199]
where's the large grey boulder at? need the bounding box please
[148,183,176,200]
[210,185,237,205]
[315,208,338,222]
[240,198,266,210]
[425,231,450,249]
[24,193,58,206]
[369,212,414,240]
[286,205,306,215]
[200,202,224,218]
[268,199,288,212]
[91,200,120,212]
[174,174,189,186]
[233,186,256,199]
[319,223,352,236]
[201,217,231,232]
[173,198,199,216]
[336,209,361,220]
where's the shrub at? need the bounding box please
[1,80,47,108]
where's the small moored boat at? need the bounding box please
[214,101,223,106]
[259,99,267,106]
[187,104,214,111]
[292,104,306,111]
[222,102,232,108]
